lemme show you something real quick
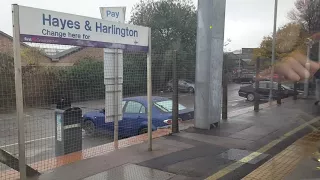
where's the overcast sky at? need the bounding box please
[0,0,295,51]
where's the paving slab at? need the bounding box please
[229,125,278,141]
[175,132,253,149]
[82,163,175,180]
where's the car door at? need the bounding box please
[103,101,127,133]
[258,82,269,99]
[121,101,147,136]
[266,82,279,98]
[179,80,188,91]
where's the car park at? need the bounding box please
[238,81,299,102]
[82,96,194,137]
[167,79,195,93]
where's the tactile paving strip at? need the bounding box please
[243,131,320,180]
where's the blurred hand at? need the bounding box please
[274,51,320,81]
[259,51,320,82]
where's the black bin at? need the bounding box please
[55,107,82,156]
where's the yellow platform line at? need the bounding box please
[243,131,320,180]
[206,116,320,180]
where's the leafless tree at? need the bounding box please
[288,0,320,33]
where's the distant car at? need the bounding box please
[82,96,194,137]
[238,81,299,102]
[167,79,195,93]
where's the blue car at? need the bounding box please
[82,96,194,137]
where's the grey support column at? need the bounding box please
[195,0,226,129]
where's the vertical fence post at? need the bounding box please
[254,58,260,112]
[222,59,228,120]
[113,49,119,150]
[147,28,153,151]
[293,82,298,100]
[172,51,179,133]
[12,4,27,179]
[277,78,281,105]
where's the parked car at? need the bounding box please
[167,79,195,93]
[82,96,194,137]
[238,81,299,102]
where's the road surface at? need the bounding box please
[0,83,255,170]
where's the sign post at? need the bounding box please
[147,28,152,151]
[100,6,126,150]
[12,4,26,180]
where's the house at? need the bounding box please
[0,31,103,66]
[50,47,104,66]
[0,31,52,66]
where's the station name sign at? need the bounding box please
[18,6,149,51]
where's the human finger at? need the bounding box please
[286,57,310,79]
[275,61,301,81]
[290,52,320,73]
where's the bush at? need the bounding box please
[0,53,15,111]
[56,59,104,102]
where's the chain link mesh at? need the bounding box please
[0,40,200,179]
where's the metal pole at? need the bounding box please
[12,4,26,180]
[238,57,241,78]
[316,41,320,102]
[222,59,228,120]
[147,28,152,151]
[254,58,260,112]
[195,0,226,129]
[318,41,320,63]
[172,51,179,133]
[113,49,119,150]
[269,0,278,104]
[304,43,311,98]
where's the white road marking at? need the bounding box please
[231,103,238,107]
[228,99,245,103]
[0,136,55,148]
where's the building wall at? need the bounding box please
[0,33,104,66]
[0,33,52,66]
[58,47,104,65]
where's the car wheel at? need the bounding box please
[83,120,96,136]
[247,93,255,102]
[188,87,195,93]
[138,127,148,135]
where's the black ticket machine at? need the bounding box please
[55,98,82,156]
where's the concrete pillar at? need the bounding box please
[195,0,226,129]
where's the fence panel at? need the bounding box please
[0,49,19,180]
[0,41,199,179]
[152,51,196,132]
[0,42,154,179]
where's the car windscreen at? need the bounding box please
[185,80,194,84]
[281,85,292,90]
[154,100,187,112]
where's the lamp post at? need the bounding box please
[269,0,278,104]
[304,38,314,98]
